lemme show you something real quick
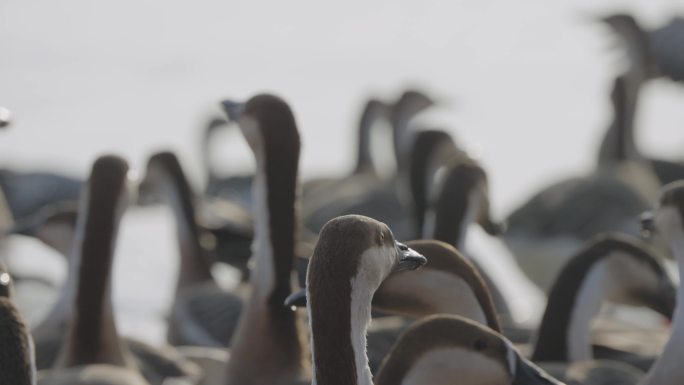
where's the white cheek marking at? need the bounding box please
[348,245,398,385]
[401,348,510,385]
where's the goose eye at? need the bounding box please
[471,338,487,351]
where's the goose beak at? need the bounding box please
[640,211,656,235]
[393,241,427,272]
[284,288,307,309]
[512,354,563,385]
[220,100,245,121]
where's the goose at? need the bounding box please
[140,151,244,347]
[504,75,661,292]
[639,180,684,385]
[598,14,684,186]
[375,315,562,385]
[37,155,148,385]
[531,233,675,372]
[0,261,37,385]
[33,155,200,385]
[210,93,309,385]
[600,13,684,83]
[306,214,427,385]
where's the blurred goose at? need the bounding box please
[212,94,310,385]
[306,215,427,385]
[601,13,684,83]
[639,180,684,385]
[33,156,199,385]
[532,233,675,372]
[0,261,37,385]
[0,169,82,223]
[375,315,562,385]
[504,75,661,291]
[140,151,244,347]
[38,156,149,385]
[598,14,684,186]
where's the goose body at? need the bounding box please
[0,169,82,222]
[504,75,661,291]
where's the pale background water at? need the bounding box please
[2,0,683,345]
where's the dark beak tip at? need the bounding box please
[284,289,307,309]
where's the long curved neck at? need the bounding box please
[598,77,642,166]
[159,161,214,292]
[532,253,610,362]
[226,128,306,384]
[310,274,375,385]
[57,184,128,368]
[642,236,684,385]
[353,101,382,176]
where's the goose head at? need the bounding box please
[376,315,562,385]
[307,214,425,385]
[307,215,426,297]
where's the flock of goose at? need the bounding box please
[2,11,684,385]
